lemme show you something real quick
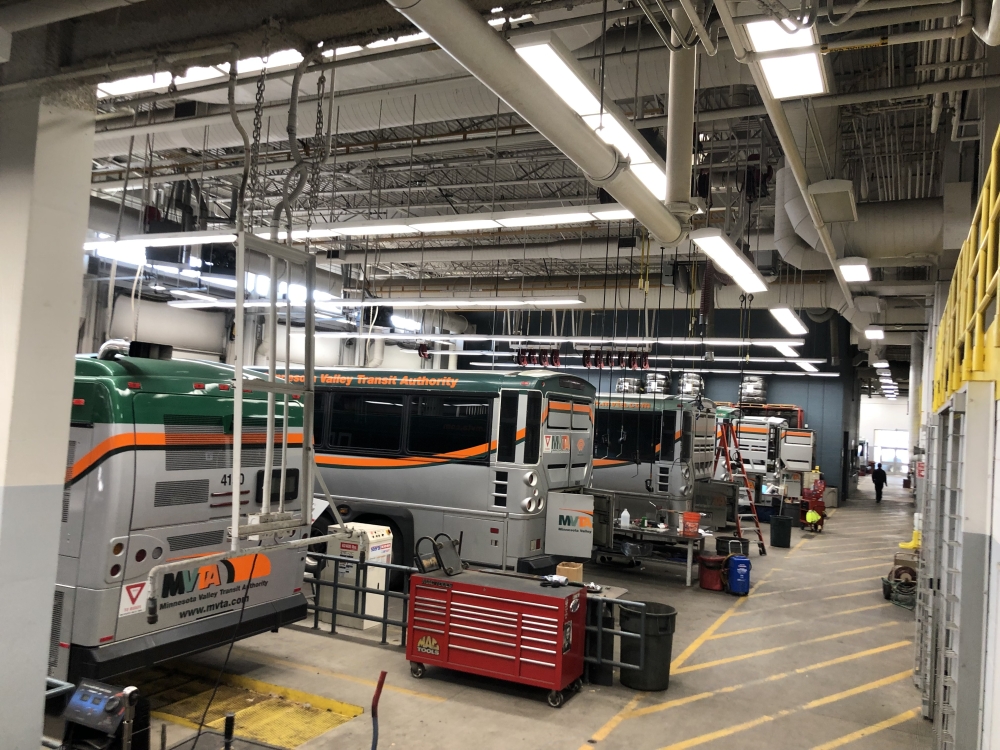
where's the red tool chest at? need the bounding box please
[405,570,587,707]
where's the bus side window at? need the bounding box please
[571,401,591,430]
[661,411,676,461]
[497,392,518,463]
[407,395,491,460]
[524,392,542,464]
[313,392,328,448]
[329,392,403,452]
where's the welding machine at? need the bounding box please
[406,535,586,707]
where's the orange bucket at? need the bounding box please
[682,512,701,537]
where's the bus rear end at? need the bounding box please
[51,357,308,683]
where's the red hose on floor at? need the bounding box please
[371,670,387,750]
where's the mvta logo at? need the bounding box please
[558,510,593,532]
[161,553,271,598]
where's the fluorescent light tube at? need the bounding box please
[689,228,768,294]
[497,211,596,228]
[865,327,885,340]
[872,359,890,368]
[770,308,808,336]
[746,21,825,100]
[334,224,417,236]
[773,344,800,358]
[515,43,601,116]
[795,361,819,372]
[409,218,501,233]
[838,258,871,282]
[170,289,217,302]
[592,208,634,221]
[630,162,668,201]
[390,315,422,332]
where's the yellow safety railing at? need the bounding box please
[933,125,1000,411]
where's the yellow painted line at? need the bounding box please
[785,537,812,558]
[230,648,446,702]
[709,620,803,639]
[732,588,878,616]
[656,671,913,750]
[673,622,898,674]
[778,554,893,567]
[810,707,922,749]
[214,673,363,717]
[799,544,903,555]
[803,670,913,709]
[839,562,892,573]
[629,641,910,719]
[751,576,882,598]
[577,695,642,748]
[669,568,776,670]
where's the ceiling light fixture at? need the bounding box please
[865,327,885,340]
[513,36,667,201]
[85,231,237,251]
[770,307,808,336]
[772,343,800,358]
[794,360,819,372]
[408,217,502,233]
[496,210,597,228]
[170,289,217,302]
[872,359,890,368]
[390,315,423,332]
[746,21,827,99]
[689,228,768,293]
[591,208,635,221]
[838,257,871,283]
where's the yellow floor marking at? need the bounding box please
[838,562,892,573]
[810,707,922,749]
[708,620,802,639]
[577,695,642,748]
[230,648,446,702]
[669,568,776,670]
[751,576,882,598]
[802,670,912,708]
[629,641,910,719]
[673,622,898,674]
[799,544,903,555]
[656,671,912,750]
[785,537,812,558]
[732,588,878,616]
[778,554,892,567]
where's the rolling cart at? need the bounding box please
[405,535,586,707]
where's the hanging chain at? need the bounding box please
[305,72,327,235]
[246,26,271,228]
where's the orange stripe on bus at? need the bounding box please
[549,401,572,411]
[69,431,304,481]
[594,458,631,467]
[739,426,768,433]
[315,455,446,468]
[785,430,812,437]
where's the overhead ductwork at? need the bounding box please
[973,0,1000,45]
[385,0,684,244]
[774,167,831,270]
[0,0,150,33]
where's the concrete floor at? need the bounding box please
[162,476,932,750]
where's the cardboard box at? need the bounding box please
[557,561,584,583]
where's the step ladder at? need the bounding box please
[714,419,767,556]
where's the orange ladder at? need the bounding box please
[713,419,767,556]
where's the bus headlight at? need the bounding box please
[537,496,546,512]
[521,497,539,513]
[524,471,539,487]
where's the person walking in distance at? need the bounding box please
[872,463,888,503]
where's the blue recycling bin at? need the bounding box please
[726,555,751,596]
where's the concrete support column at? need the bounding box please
[665,10,695,206]
[0,88,95,746]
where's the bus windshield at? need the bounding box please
[594,409,661,463]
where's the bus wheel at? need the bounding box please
[305,512,334,576]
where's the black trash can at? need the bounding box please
[715,536,749,556]
[619,602,677,691]
[770,514,793,548]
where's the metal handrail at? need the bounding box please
[933,123,1000,410]
[305,553,418,645]
[584,596,646,671]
